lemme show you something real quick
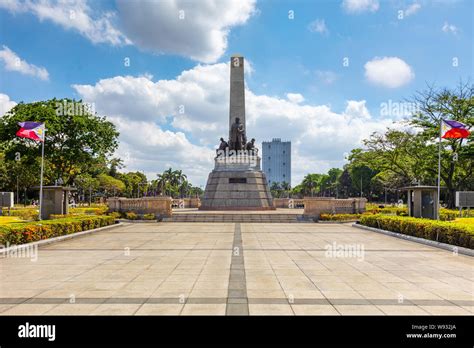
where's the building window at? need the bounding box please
[283,150,285,154]
[283,162,285,166]
[283,174,286,178]
[268,156,271,160]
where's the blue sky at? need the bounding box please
[0,0,472,186]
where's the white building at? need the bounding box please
[262,138,291,186]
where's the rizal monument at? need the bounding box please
[200,55,274,210]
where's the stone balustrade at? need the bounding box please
[172,198,201,208]
[303,197,367,218]
[108,197,172,217]
[273,198,304,208]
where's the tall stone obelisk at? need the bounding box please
[200,55,274,210]
[229,54,246,142]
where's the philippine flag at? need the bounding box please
[441,120,470,139]
[16,121,45,142]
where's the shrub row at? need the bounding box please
[319,213,362,221]
[2,209,39,221]
[112,212,156,220]
[359,215,474,249]
[70,206,108,215]
[439,209,457,221]
[366,206,408,216]
[0,215,115,245]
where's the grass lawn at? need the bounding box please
[451,217,474,227]
[0,216,22,225]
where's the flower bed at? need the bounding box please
[0,215,115,245]
[359,215,474,249]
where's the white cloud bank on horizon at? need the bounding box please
[73,62,400,186]
[0,46,49,80]
[364,56,415,88]
[0,92,17,116]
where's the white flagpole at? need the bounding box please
[436,119,442,221]
[38,128,46,220]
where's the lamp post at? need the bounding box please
[16,176,19,206]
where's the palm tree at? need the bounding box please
[270,182,282,198]
[174,169,187,186]
[302,174,319,196]
[281,181,291,198]
[179,180,193,198]
[156,172,168,196]
[156,168,188,198]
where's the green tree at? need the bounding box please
[74,174,100,205]
[119,172,147,198]
[301,174,321,196]
[408,82,473,207]
[0,99,119,185]
[97,174,125,196]
[270,181,282,198]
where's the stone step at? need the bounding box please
[163,214,312,223]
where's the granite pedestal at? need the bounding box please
[200,156,274,210]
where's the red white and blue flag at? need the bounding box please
[16,121,45,142]
[441,120,470,139]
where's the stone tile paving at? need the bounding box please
[0,222,472,315]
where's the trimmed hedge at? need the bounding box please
[2,209,39,221]
[70,206,108,215]
[320,213,362,221]
[0,215,115,245]
[143,213,156,220]
[125,212,138,220]
[359,215,474,249]
[439,209,457,221]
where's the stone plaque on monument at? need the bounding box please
[200,55,274,210]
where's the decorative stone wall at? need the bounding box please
[273,198,290,208]
[273,198,304,208]
[172,198,201,208]
[303,197,367,217]
[108,197,172,217]
[272,198,310,208]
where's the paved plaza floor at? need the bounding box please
[0,222,473,315]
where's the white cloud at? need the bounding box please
[73,62,399,186]
[442,21,459,35]
[342,0,379,13]
[0,93,17,116]
[308,19,328,34]
[0,46,49,80]
[316,70,338,84]
[0,0,129,45]
[286,93,305,103]
[0,0,256,62]
[343,100,370,120]
[404,3,421,16]
[116,0,257,63]
[364,57,414,88]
